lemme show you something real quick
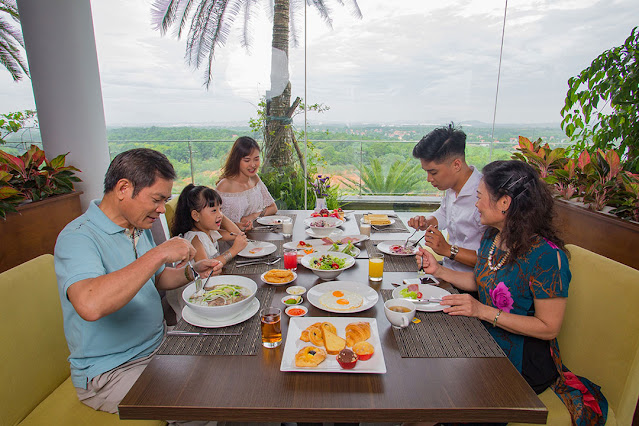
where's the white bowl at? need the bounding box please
[285,305,308,317]
[182,275,257,320]
[303,217,344,237]
[300,252,355,280]
[286,285,307,296]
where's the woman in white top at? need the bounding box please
[216,136,278,231]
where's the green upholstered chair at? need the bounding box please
[512,244,639,425]
[0,254,165,426]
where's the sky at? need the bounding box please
[0,0,637,127]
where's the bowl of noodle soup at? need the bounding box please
[182,275,258,319]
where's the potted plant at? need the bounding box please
[0,145,82,219]
[0,141,83,272]
[513,136,639,270]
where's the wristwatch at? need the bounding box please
[449,245,459,260]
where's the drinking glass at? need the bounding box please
[283,248,298,271]
[360,222,371,237]
[369,253,384,282]
[281,219,293,238]
[260,307,282,348]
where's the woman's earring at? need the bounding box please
[501,210,506,214]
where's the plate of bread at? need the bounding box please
[280,317,386,374]
[361,214,394,226]
[261,269,297,285]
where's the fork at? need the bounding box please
[189,260,203,292]
[236,257,281,267]
[403,228,418,248]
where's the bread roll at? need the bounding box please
[345,322,371,347]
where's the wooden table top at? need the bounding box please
[118,210,547,424]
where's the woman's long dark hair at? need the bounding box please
[171,184,222,237]
[482,160,566,261]
[218,136,261,182]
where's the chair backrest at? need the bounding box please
[560,244,639,425]
[0,254,70,426]
[164,196,179,238]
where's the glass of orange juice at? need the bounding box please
[369,253,384,282]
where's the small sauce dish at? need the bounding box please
[281,295,303,305]
[286,285,306,296]
[285,305,308,317]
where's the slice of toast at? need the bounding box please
[322,327,346,355]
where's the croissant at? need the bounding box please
[345,322,371,347]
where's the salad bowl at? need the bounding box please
[300,252,355,280]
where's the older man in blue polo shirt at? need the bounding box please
[54,148,222,414]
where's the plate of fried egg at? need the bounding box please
[307,281,379,313]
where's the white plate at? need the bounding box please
[283,239,329,250]
[280,317,386,374]
[238,241,277,258]
[257,215,291,226]
[335,234,369,244]
[307,281,379,313]
[181,298,260,328]
[305,228,344,239]
[377,241,418,256]
[361,217,395,226]
[260,270,297,286]
[391,284,451,312]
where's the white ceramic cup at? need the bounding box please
[384,299,416,329]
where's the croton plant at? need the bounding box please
[0,145,81,219]
[513,136,639,222]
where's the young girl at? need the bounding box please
[171,184,248,264]
[167,184,249,320]
[216,136,278,231]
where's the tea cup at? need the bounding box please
[384,299,416,329]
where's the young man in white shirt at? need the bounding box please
[408,123,486,273]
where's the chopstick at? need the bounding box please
[167,331,241,337]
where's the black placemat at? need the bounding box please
[251,213,297,233]
[364,240,419,272]
[355,214,409,233]
[381,290,506,358]
[157,287,275,356]
[224,241,284,274]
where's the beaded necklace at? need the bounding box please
[487,233,510,272]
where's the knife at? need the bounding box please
[167,331,241,337]
[398,298,444,304]
[235,257,279,265]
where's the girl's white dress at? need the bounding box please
[166,230,223,321]
[217,177,275,223]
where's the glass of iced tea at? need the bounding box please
[260,307,282,348]
[369,253,384,282]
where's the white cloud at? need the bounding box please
[0,0,637,127]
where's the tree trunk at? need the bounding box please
[264,0,293,170]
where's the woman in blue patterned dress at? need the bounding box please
[417,160,607,425]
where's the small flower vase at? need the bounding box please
[314,197,327,212]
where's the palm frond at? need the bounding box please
[240,0,258,51]
[0,0,19,21]
[306,0,332,28]
[0,15,28,81]
[150,0,180,34]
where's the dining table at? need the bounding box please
[118,210,548,424]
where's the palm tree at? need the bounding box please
[343,158,424,195]
[0,0,29,81]
[151,0,361,170]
